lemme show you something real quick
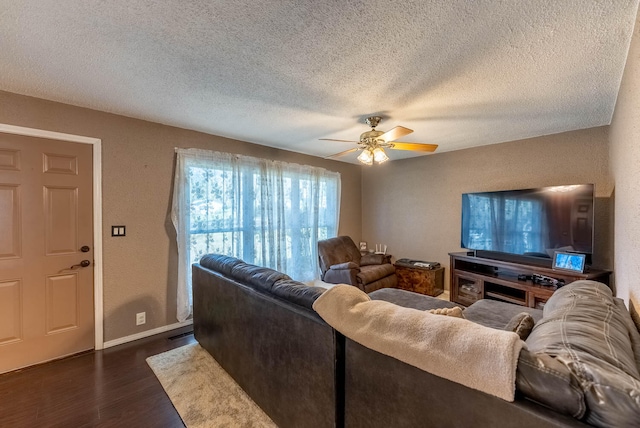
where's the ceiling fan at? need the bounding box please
[321,116,438,165]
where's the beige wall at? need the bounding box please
[0,90,362,342]
[361,127,613,290]
[610,7,640,316]
[2,66,629,343]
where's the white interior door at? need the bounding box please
[0,133,94,374]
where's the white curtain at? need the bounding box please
[171,148,341,322]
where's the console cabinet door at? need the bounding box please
[452,273,483,306]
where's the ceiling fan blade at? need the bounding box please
[319,138,359,143]
[378,126,413,142]
[324,147,359,159]
[390,142,438,152]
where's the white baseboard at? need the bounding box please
[103,320,193,349]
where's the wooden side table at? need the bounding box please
[394,264,444,297]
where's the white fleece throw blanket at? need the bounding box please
[313,285,525,401]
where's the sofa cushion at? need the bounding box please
[369,288,460,311]
[272,279,326,310]
[200,254,245,276]
[463,299,543,329]
[230,262,291,292]
[525,280,640,427]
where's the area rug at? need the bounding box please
[146,343,277,428]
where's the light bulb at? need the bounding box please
[372,147,389,163]
[357,149,374,165]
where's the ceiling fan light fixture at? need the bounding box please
[372,147,389,163]
[322,116,438,163]
[357,149,374,165]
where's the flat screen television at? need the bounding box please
[461,184,594,266]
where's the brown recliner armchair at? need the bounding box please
[318,236,397,293]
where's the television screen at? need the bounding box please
[461,184,594,260]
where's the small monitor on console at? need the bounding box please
[552,251,586,273]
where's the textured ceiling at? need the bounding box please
[1,1,638,163]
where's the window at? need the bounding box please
[172,148,341,321]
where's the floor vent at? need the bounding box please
[168,331,194,340]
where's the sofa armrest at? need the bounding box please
[324,264,359,286]
[330,262,359,270]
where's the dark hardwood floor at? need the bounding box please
[0,326,196,427]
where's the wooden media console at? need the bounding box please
[449,252,611,309]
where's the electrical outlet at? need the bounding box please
[136,312,146,326]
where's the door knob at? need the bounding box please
[70,260,91,269]
[80,246,90,252]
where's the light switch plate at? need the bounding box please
[112,225,126,237]
[136,312,146,325]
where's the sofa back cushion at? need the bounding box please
[230,262,290,292]
[199,254,244,276]
[525,280,640,427]
[199,254,324,310]
[529,281,639,378]
[272,279,326,310]
[200,254,290,291]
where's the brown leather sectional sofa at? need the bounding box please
[192,254,640,427]
[192,254,343,428]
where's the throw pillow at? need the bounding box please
[504,312,535,340]
[428,306,464,318]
